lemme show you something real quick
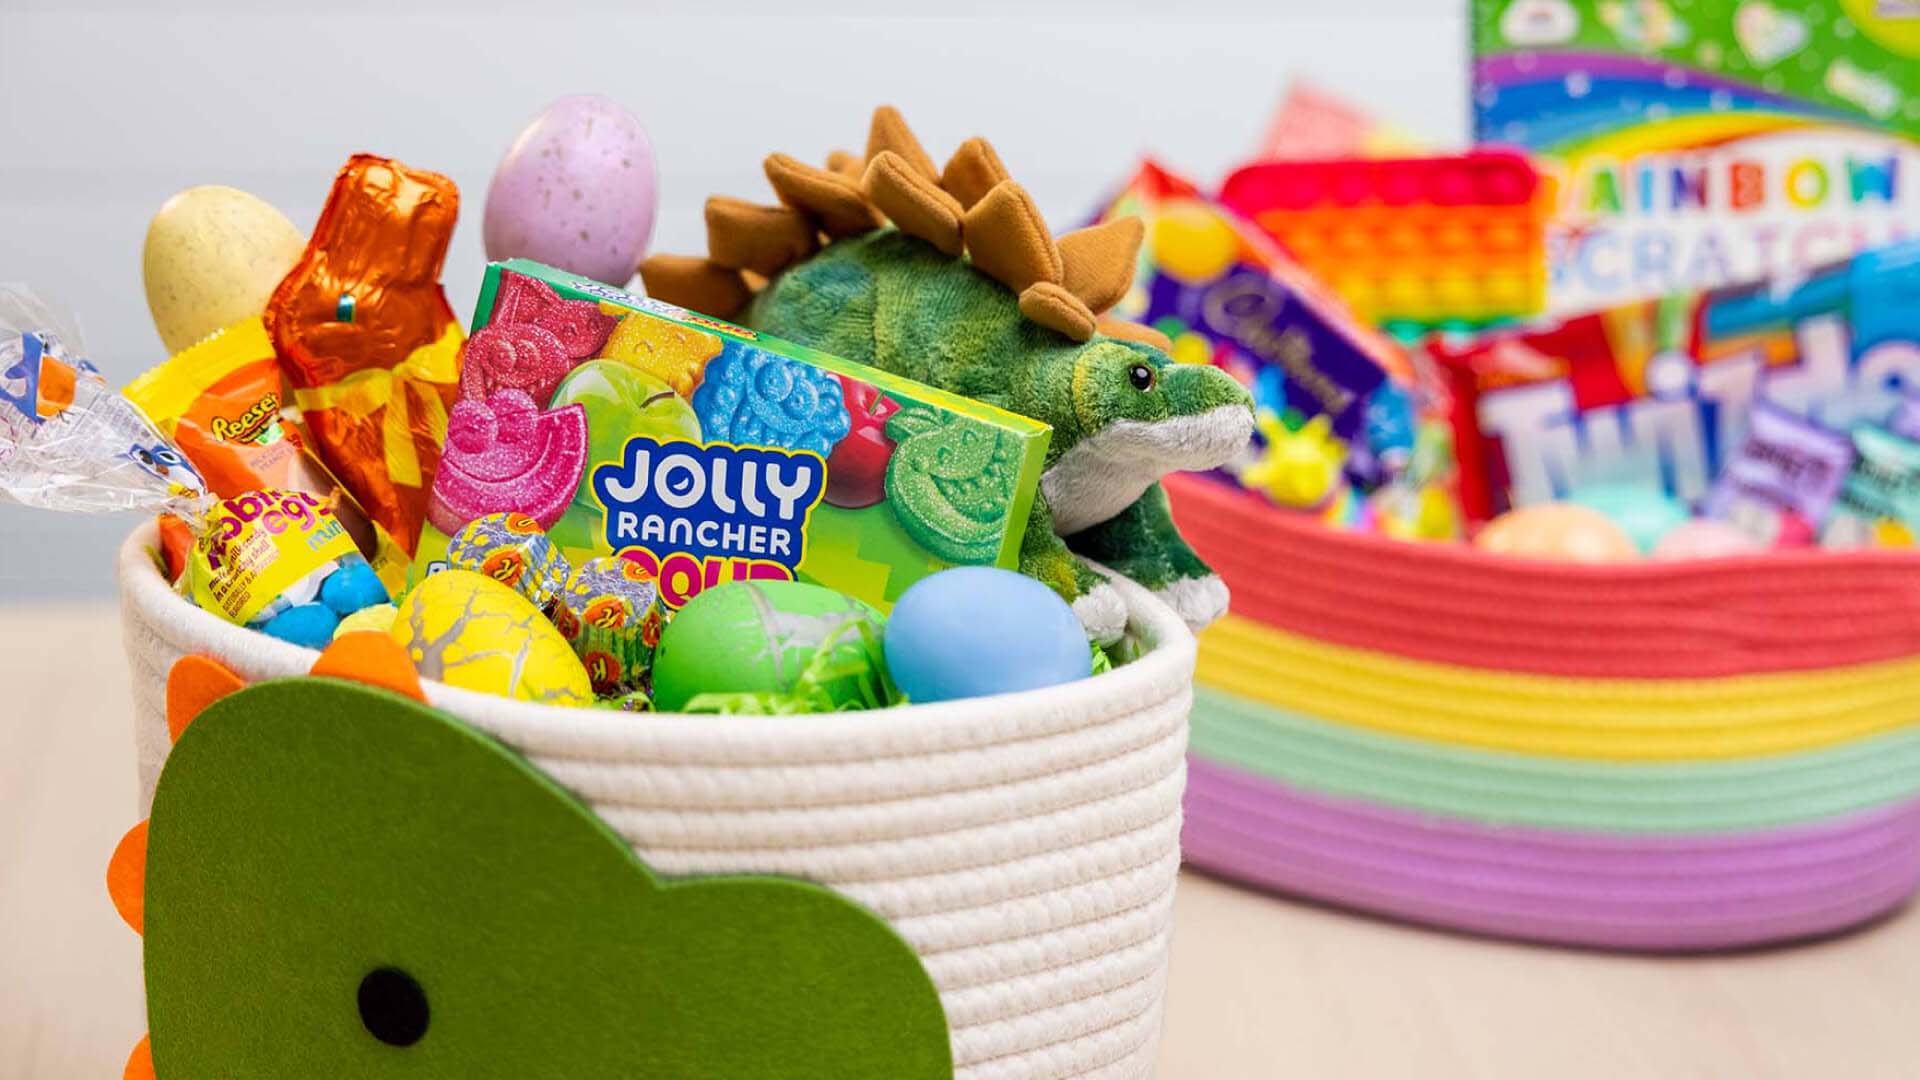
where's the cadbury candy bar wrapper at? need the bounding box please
[554,555,665,697]
[445,511,570,611]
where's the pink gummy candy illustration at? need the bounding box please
[428,389,587,535]
[458,323,576,405]
[489,271,619,357]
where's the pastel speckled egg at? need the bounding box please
[650,580,883,713]
[1473,503,1639,564]
[390,569,591,706]
[884,567,1092,703]
[143,185,306,355]
[483,95,658,286]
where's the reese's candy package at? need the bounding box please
[125,317,408,590]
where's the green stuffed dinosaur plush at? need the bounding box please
[640,107,1253,643]
[108,640,952,1080]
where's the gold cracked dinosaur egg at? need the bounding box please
[390,569,592,706]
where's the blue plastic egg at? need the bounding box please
[1567,483,1691,554]
[258,602,341,649]
[883,567,1092,703]
[318,556,390,616]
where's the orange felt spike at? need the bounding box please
[704,196,819,276]
[166,655,245,743]
[124,1035,154,1080]
[637,255,753,318]
[826,150,864,181]
[1019,282,1096,342]
[940,137,1009,211]
[866,105,938,181]
[764,153,882,238]
[1098,317,1173,352]
[863,152,964,256]
[1059,217,1145,315]
[107,820,148,935]
[310,631,426,702]
[963,181,1064,295]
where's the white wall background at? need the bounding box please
[0,0,1467,601]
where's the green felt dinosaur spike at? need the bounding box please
[642,106,1254,640]
[140,676,952,1079]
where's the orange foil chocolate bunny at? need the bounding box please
[266,155,463,554]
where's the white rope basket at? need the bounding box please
[116,522,1195,1079]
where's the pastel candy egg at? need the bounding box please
[483,95,658,286]
[1473,503,1639,564]
[650,581,883,713]
[259,603,341,650]
[1567,484,1691,553]
[318,556,390,616]
[883,567,1092,703]
[1651,520,1761,561]
[143,185,306,354]
[390,569,591,706]
[334,603,400,639]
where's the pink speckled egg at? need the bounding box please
[483,95,658,286]
[1473,503,1639,564]
[1650,520,1761,561]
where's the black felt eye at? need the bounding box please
[359,967,430,1047]
[1128,364,1155,391]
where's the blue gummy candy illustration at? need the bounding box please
[691,345,851,457]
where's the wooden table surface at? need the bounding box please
[4,605,1917,1078]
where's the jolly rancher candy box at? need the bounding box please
[415,259,1051,613]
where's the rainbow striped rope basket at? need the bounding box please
[1166,474,1920,951]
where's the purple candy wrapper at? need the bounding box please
[1706,402,1853,525]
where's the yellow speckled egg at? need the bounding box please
[1474,503,1639,564]
[390,570,592,706]
[143,185,306,355]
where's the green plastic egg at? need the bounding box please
[651,580,885,713]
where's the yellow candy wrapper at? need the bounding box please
[189,488,358,625]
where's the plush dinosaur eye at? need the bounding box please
[1127,364,1155,392]
[358,967,430,1047]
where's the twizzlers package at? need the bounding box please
[1436,240,1920,521]
[417,260,1050,613]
